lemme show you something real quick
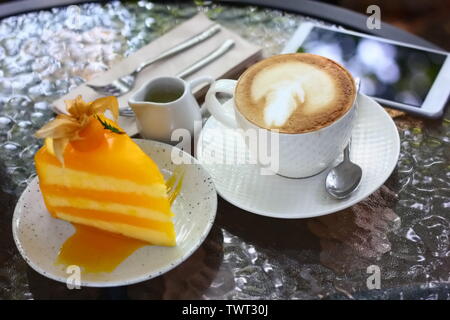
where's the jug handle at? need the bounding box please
[188,76,215,116]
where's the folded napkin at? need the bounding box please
[52,13,262,136]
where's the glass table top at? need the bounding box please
[0,0,449,300]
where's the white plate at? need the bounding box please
[12,140,217,287]
[196,94,400,219]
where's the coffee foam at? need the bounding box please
[263,78,305,127]
[235,53,355,134]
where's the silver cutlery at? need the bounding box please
[119,39,235,117]
[86,24,221,97]
[176,39,235,79]
[325,78,362,199]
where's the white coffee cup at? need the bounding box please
[204,79,357,178]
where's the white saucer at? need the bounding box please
[196,94,400,219]
[12,140,217,287]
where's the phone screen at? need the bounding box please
[297,27,447,107]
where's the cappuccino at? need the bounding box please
[235,53,356,134]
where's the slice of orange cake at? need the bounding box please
[34,96,176,246]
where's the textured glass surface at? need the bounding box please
[0,1,449,300]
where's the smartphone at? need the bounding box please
[282,22,450,118]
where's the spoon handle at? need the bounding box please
[343,79,360,161]
[354,78,361,107]
[343,142,350,161]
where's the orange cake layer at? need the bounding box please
[35,115,176,246]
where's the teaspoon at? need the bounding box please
[325,78,362,199]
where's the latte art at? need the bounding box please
[235,53,356,134]
[263,79,305,127]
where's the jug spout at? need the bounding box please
[128,83,156,110]
[128,99,153,112]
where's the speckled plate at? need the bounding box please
[196,94,400,219]
[12,139,217,287]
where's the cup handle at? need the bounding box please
[204,79,237,128]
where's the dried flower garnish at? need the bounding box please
[35,95,120,163]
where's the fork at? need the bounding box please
[86,24,221,97]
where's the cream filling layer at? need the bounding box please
[45,194,172,222]
[39,163,167,198]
